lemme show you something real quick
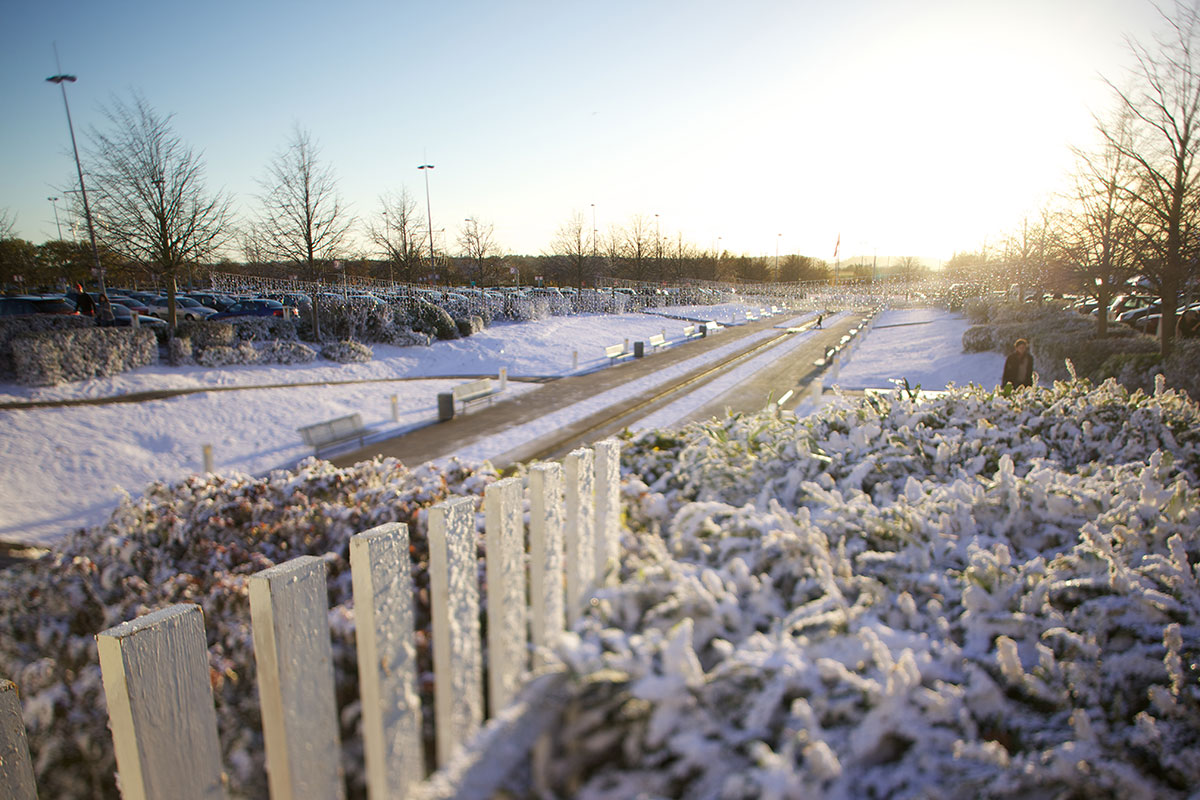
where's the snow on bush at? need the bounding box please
[387,328,432,347]
[11,327,157,386]
[406,300,459,340]
[168,335,193,365]
[320,340,373,363]
[0,315,93,379]
[176,320,235,349]
[195,342,259,368]
[256,339,317,364]
[455,314,485,337]
[543,376,1200,799]
[230,318,298,342]
[0,456,499,799]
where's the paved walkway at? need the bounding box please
[331,312,867,470]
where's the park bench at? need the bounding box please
[647,333,667,352]
[453,377,501,413]
[746,312,758,322]
[605,343,634,364]
[702,321,722,336]
[682,324,702,339]
[297,412,372,456]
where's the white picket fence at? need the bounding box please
[1,440,622,800]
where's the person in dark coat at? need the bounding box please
[96,294,115,327]
[1002,338,1034,388]
[72,284,95,316]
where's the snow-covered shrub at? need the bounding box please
[168,335,193,365]
[230,318,298,342]
[11,327,157,386]
[542,377,1200,799]
[320,340,373,363]
[195,342,258,367]
[386,328,432,347]
[0,456,498,799]
[405,301,458,340]
[455,314,485,337]
[1037,331,1158,383]
[502,294,551,322]
[256,339,317,364]
[0,315,93,379]
[962,324,994,353]
[176,320,235,349]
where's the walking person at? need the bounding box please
[72,284,95,316]
[1002,338,1034,389]
[96,293,115,327]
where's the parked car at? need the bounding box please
[107,295,150,314]
[185,292,236,312]
[147,295,218,321]
[109,302,168,328]
[0,295,80,316]
[209,299,299,320]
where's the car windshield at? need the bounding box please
[177,297,202,308]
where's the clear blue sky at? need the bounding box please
[1,0,1166,264]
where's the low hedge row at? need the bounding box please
[11,327,157,386]
[0,316,94,380]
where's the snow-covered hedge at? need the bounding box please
[195,342,259,368]
[541,376,1200,799]
[176,320,235,349]
[11,327,157,386]
[230,318,298,342]
[255,339,316,364]
[0,315,94,379]
[0,457,498,799]
[320,340,373,363]
[455,314,485,337]
[406,300,459,340]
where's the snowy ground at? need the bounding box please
[0,306,997,546]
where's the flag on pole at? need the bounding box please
[833,233,840,259]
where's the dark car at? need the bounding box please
[0,296,80,316]
[185,292,236,312]
[106,295,151,315]
[109,303,168,328]
[209,299,300,320]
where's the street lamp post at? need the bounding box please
[775,233,781,278]
[47,196,63,240]
[418,164,435,273]
[46,72,106,293]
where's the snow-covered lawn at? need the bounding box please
[0,307,1004,546]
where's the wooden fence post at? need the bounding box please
[593,440,621,586]
[1,679,38,800]
[529,462,565,663]
[350,524,423,800]
[249,556,344,800]
[96,604,226,800]
[564,447,596,625]
[485,477,526,716]
[428,496,483,767]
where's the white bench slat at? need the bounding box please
[351,524,424,800]
[0,681,37,800]
[452,378,493,403]
[529,462,565,664]
[485,478,526,715]
[298,412,369,453]
[647,334,666,349]
[429,496,483,767]
[564,447,596,625]
[250,557,344,800]
[96,604,226,800]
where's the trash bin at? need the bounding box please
[634,340,645,358]
[438,392,455,422]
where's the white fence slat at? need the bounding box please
[249,556,344,800]
[96,604,226,800]
[564,447,596,625]
[1,680,38,800]
[428,496,484,768]
[529,462,565,662]
[593,440,621,585]
[351,524,423,800]
[485,477,526,716]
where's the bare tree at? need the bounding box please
[0,208,15,239]
[1102,2,1200,355]
[457,216,499,285]
[253,126,354,340]
[1057,110,1145,336]
[367,189,425,285]
[548,210,591,289]
[85,93,233,326]
[618,214,655,282]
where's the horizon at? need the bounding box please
[1,0,1165,264]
